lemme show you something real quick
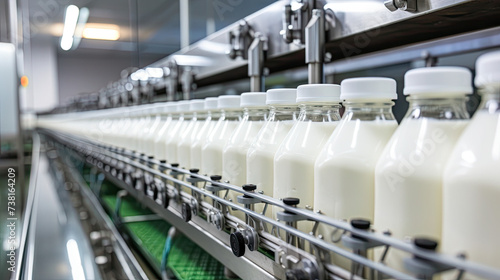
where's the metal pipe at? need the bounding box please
[248,36,265,92]
[305,9,325,84]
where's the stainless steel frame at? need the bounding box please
[41,128,500,280]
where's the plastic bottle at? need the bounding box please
[442,52,500,279]
[153,102,176,161]
[223,92,267,221]
[201,96,242,178]
[177,100,205,169]
[274,84,341,234]
[141,103,164,156]
[314,77,398,269]
[246,88,298,218]
[164,101,190,163]
[191,97,219,172]
[374,67,472,271]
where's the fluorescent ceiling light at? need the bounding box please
[82,23,120,41]
[60,5,79,51]
[72,7,89,49]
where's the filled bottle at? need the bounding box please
[314,77,398,269]
[273,84,341,233]
[164,101,190,163]
[374,67,472,270]
[201,95,242,178]
[153,102,176,161]
[141,103,164,157]
[247,88,298,218]
[442,51,500,279]
[191,97,219,172]
[223,92,267,221]
[177,99,205,169]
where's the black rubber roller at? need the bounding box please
[351,219,371,230]
[210,175,222,181]
[190,168,200,174]
[242,184,257,191]
[283,197,300,206]
[414,238,438,251]
[230,231,245,257]
[182,203,192,222]
[171,163,179,168]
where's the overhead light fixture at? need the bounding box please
[60,5,80,51]
[82,23,120,41]
[72,7,89,49]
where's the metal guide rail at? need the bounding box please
[39,128,500,280]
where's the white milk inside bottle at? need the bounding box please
[153,102,176,161]
[142,103,163,156]
[164,101,190,163]
[247,88,298,218]
[191,97,219,172]
[314,77,398,269]
[137,104,155,154]
[177,100,205,169]
[202,95,242,178]
[274,84,341,235]
[223,92,267,221]
[374,67,473,271]
[442,51,500,280]
[123,106,142,150]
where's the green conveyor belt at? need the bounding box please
[101,189,238,280]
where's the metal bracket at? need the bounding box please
[384,0,417,12]
[228,20,268,92]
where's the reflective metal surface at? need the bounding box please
[148,0,499,87]
[24,149,101,280]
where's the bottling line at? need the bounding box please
[4,0,500,279]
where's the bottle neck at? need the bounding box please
[478,86,500,114]
[342,101,395,121]
[195,111,209,121]
[243,107,268,121]
[298,103,342,122]
[269,105,299,121]
[404,96,469,120]
[220,108,243,121]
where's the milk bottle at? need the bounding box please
[164,101,190,163]
[201,96,242,178]
[442,52,500,279]
[274,84,341,234]
[314,77,398,269]
[223,92,267,221]
[247,89,298,218]
[153,102,176,161]
[374,67,472,271]
[191,97,219,172]
[177,99,205,169]
[141,103,163,156]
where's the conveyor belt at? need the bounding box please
[98,182,238,280]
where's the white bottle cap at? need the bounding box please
[163,102,177,113]
[296,84,341,103]
[340,77,397,100]
[189,100,205,111]
[266,88,297,105]
[177,100,191,112]
[404,67,473,96]
[218,95,241,109]
[240,92,267,107]
[475,51,500,87]
[205,97,218,110]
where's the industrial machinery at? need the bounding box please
[20,1,500,279]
